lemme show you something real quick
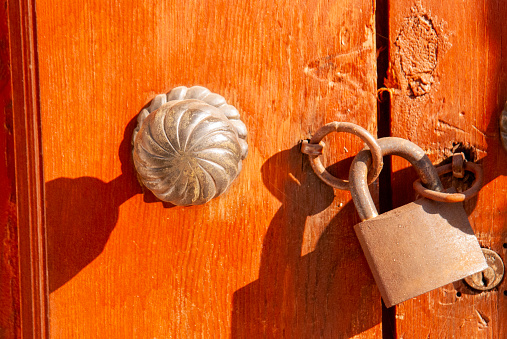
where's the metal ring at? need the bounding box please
[302,122,383,190]
[413,162,484,202]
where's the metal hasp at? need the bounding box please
[464,248,505,291]
[350,137,488,308]
[501,101,507,152]
[300,122,383,190]
[132,86,248,206]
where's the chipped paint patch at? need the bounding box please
[396,14,438,96]
[420,141,487,164]
[304,47,376,121]
[304,48,372,89]
[391,3,450,97]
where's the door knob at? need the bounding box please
[132,86,248,206]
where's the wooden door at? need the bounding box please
[2,0,506,338]
[6,0,382,337]
[385,1,507,338]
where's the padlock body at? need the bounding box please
[354,198,487,308]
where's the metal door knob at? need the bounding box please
[132,86,248,206]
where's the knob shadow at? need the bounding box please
[45,115,175,293]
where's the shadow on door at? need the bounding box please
[45,116,174,293]
[231,145,381,338]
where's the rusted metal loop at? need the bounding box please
[350,137,444,221]
[304,122,383,190]
[452,152,465,178]
[300,140,324,156]
[413,162,484,202]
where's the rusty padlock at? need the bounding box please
[349,137,488,307]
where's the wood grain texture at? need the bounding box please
[0,0,21,337]
[8,0,49,337]
[35,0,381,337]
[387,1,507,338]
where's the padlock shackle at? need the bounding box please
[350,137,444,221]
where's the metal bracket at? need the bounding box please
[501,101,507,151]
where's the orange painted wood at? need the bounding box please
[0,0,21,337]
[7,0,49,337]
[387,1,507,338]
[34,0,381,337]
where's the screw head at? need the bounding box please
[464,248,504,291]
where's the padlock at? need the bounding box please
[349,137,488,307]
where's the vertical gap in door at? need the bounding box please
[375,0,396,338]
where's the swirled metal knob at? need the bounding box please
[132,86,248,206]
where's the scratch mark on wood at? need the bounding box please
[436,119,465,134]
[288,173,301,186]
[471,124,487,138]
[475,309,490,330]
